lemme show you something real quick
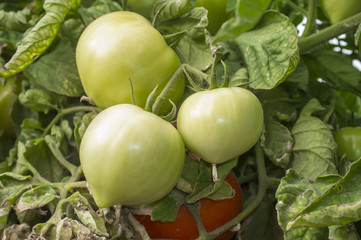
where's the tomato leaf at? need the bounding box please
[303,49,361,97]
[0,7,37,32]
[15,185,58,213]
[213,0,272,43]
[261,100,296,167]
[275,169,340,239]
[0,172,32,229]
[287,159,361,229]
[147,189,186,222]
[186,159,237,203]
[290,98,338,180]
[23,37,84,97]
[77,0,123,26]
[19,88,61,113]
[329,224,360,240]
[235,10,299,89]
[0,0,82,78]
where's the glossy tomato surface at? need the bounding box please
[320,0,361,24]
[76,11,184,114]
[134,171,243,240]
[0,77,20,138]
[334,127,361,162]
[177,87,264,164]
[194,0,230,35]
[79,104,185,208]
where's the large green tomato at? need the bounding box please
[177,87,264,164]
[334,127,361,162]
[0,77,19,138]
[194,0,230,35]
[76,11,184,114]
[79,104,185,208]
[320,0,361,24]
[127,0,157,20]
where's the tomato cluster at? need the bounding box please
[76,10,262,238]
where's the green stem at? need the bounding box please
[285,0,308,16]
[206,143,268,239]
[45,136,77,175]
[301,0,316,37]
[42,106,97,137]
[299,11,361,53]
[152,66,184,115]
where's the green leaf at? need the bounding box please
[290,99,338,180]
[275,169,340,238]
[152,0,192,25]
[261,100,296,167]
[213,0,272,43]
[303,49,361,97]
[24,37,84,97]
[0,172,32,229]
[147,189,185,222]
[0,8,36,32]
[287,159,361,229]
[15,185,58,212]
[17,138,68,182]
[0,0,82,78]
[235,10,299,89]
[77,0,123,26]
[186,159,237,203]
[329,224,360,240]
[19,88,60,113]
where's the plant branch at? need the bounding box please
[299,11,361,53]
[206,143,268,239]
[301,0,317,37]
[42,105,97,137]
[285,0,307,16]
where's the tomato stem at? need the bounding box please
[42,105,98,137]
[301,0,317,37]
[299,11,361,53]
[152,66,184,115]
[206,142,268,239]
[284,0,308,16]
[45,135,78,175]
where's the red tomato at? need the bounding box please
[133,171,242,240]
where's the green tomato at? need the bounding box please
[194,0,231,35]
[127,0,157,19]
[76,11,184,114]
[0,77,19,138]
[79,104,185,208]
[320,0,361,24]
[177,87,264,164]
[334,127,361,162]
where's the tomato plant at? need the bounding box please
[126,0,157,20]
[334,127,361,162]
[79,104,185,208]
[0,77,20,138]
[76,11,184,114]
[194,0,231,35]
[133,171,243,240]
[320,0,361,24]
[177,87,264,164]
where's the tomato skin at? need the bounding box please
[127,0,157,20]
[334,127,361,162]
[133,171,243,240]
[76,11,184,114]
[320,0,361,24]
[194,0,230,35]
[79,104,185,208]
[177,87,264,164]
[0,77,19,138]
